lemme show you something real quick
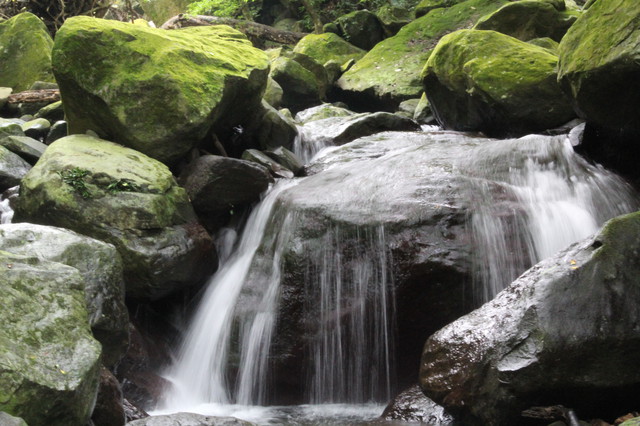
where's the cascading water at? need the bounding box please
[464,134,638,304]
[0,194,14,224]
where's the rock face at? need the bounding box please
[0,223,129,366]
[292,32,365,67]
[423,29,575,137]
[558,0,640,139]
[0,250,102,426]
[14,134,215,300]
[420,211,640,425]
[178,155,272,231]
[0,12,54,92]
[336,0,509,111]
[474,0,578,42]
[52,17,269,165]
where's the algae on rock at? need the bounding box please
[0,12,55,92]
[52,17,270,165]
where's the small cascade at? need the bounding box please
[0,194,14,224]
[303,225,395,404]
[465,134,638,304]
[160,181,297,409]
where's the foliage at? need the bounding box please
[106,178,141,193]
[187,0,261,19]
[0,0,113,32]
[59,167,92,199]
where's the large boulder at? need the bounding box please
[474,0,578,42]
[334,10,385,51]
[269,55,325,113]
[292,33,366,67]
[336,0,510,111]
[558,0,640,139]
[52,17,270,165]
[419,211,640,425]
[422,29,575,137]
[178,155,272,231]
[14,134,215,300]
[0,250,102,426]
[0,12,54,92]
[0,223,129,365]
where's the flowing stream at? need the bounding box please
[0,194,14,224]
[156,127,638,424]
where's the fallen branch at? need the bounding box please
[7,89,60,104]
[160,14,308,45]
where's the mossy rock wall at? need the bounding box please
[52,17,270,165]
[422,29,575,136]
[0,251,102,426]
[0,12,54,92]
[558,0,640,138]
[336,0,510,111]
[14,134,215,300]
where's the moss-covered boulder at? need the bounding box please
[0,223,129,366]
[557,0,640,139]
[474,0,578,42]
[14,134,215,300]
[0,250,102,426]
[269,56,322,112]
[293,33,366,67]
[422,29,575,136]
[52,17,270,165]
[376,5,412,36]
[336,0,510,111]
[414,0,463,18]
[335,10,385,51]
[0,12,54,92]
[420,211,640,424]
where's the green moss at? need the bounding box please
[293,33,366,67]
[0,12,54,91]
[528,37,559,53]
[337,0,509,107]
[52,17,269,164]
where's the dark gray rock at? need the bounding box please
[92,366,126,426]
[45,120,68,144]
[0,146,31,191]
[382,384,456,424]
[265,146,304,175]
[0,134,47,164]
[21,117,51,140]
[420,211,640,425]
[241,149,294,179]
[335,10,386,50]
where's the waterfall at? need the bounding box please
[160,181,297,409]
[465,134,638,304]
[1,194,14,224]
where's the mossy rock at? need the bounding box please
[557,0,640,138]
[0,251,102,426]
[293,33,366,67]
[0,223,129,366]
[528,37,560,53]
[414,0,463,18]
[474,0,578,42]
[335,10,386,51]
[376,5,413,36]
[52,17,269,165]
[0,12,54,92]
[336,0,510,111]
[14,134,215,300]
[0,146,31,191]
[422,29,575,136]
[270,56,322,112]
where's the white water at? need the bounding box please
[160,181,297,408]
[465,134,638,304]
[0,195,14,224]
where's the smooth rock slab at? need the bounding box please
[0,223,129,365]
[0,251,102,426]
[420,211,640,425]
[14,134,215,300]
[127,413,254,425]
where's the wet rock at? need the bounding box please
[21,117,51,140]
[420,211,640,425]
[423,29,575,137]
[179,155,272,231]
[126,413,255,426]
[45,120,68,144]
[14,134,215,300]
[266,146,304,176]
[294,103,355,124]
[92,367,126,426]
[52,17,269,165]
[0,135,47,164]
[382,384,455,424]
[474,0,578,42]
[0,12,54,91]
[0,146,31,191]
[0,251,102,425]
[269,56,322,113]
[0,223,129,365]
[335,10,385,51]
[241,149,295,179]
[250,100,298,152]
[124,399,149,422]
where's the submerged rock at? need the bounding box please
[420,211,640,425]
[0,12,54,92]
[14,134,215,300]
[0,223,129,365]
[0,251,102,426]
[423,29,575,137]
[52,17,269,165]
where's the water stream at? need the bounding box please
[0,194,14,224]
